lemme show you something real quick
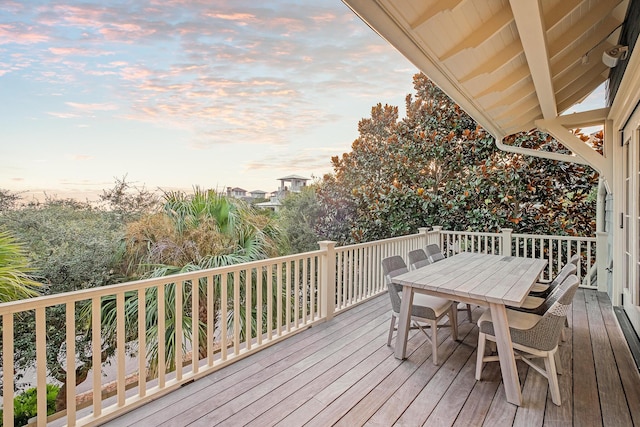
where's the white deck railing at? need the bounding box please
[0,228,596,426]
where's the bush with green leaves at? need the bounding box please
[278,185,322,253]
[0,198,127,410]
[318,73,599,244]
[0,384,59,427]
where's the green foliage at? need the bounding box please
[278,186,322,253]
[0,198,126,406]
[0,188,22,212]
[317,73,599,244]
[0,384,60,427]
[0,230,40,303]
[98,175,160,220]
[122,188,285,275]
[98,189,289,377]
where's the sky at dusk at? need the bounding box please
[0,0,419,201]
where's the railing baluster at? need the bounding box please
[285,261,291,333]
[577,241,582,281]
[138,287,147,394]
[294,261,299,328]
[258,268,264,343]
[233,271,240,354]
[36,307,46,427]
[92,297,102,417]
[302,258,308,324]
[3,314,14,426]
[192,278,199,373]
[245,268,252,349]
[158,284,166,388]
[115,292,126,404]
[66,301,76,425]
[267,266,273,339]
[276,263,282,336]
[175,282,183,381]
[207,274,214,366]
[359,247,364,299]
[221,273,228,360]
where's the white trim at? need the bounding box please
[510,0,557,119]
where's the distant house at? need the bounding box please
[226,187,247,198]
[249,190,267,199]
[277,175,309,194]
[255,197,282,212]
[252,174,311,212]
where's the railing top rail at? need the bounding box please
[511,233,596,242]
[0,249,324,315]
[335,232,424,251]
[440,230,501,236]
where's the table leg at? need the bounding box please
[394,285,414,359]
[489,302,522,406]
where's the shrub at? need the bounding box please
[0,384,59,426]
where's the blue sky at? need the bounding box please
[0,0,418,200]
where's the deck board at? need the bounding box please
[103,289,640,427]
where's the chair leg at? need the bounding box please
[387,313,396,346]
[476,332,486,380]
[431,319,439,365]
[545,349,562,405]
[450,306,458,341]
[555,351,563,375]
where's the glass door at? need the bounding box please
[622,113,640,336]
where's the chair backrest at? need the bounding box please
[569,254,581,265]
[425,244,445,263]
[381,256,408,313]
[530,263,577,315]
[546,261,577,294]
[514,274,579,351]
[408,249,430,270]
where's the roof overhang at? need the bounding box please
[343,0,630,178]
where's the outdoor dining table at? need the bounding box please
[391,251,547,406]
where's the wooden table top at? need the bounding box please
[392,252,547,307]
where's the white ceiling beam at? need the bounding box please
[486,82,535,111]
[548,0,622,59]
[557,74,607,113]
[342,0,506,140]
[475,65,529,98]
[439,7,513,61]
[550,18,620,76]
[459,39,523,83]
[495,96,539,121]
[553,49,609,93]
[409,0,465,30]
[536,117,612,182]
[554,107,609,127]
[544,0,583,31]
[556,66,609,107]
[509,0,557,120]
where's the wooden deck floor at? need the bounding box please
[104,289,640,427]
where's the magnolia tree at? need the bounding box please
[316,73,600,244]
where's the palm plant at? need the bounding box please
[0,230,40,303]
[97,189,288,377]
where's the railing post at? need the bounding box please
[418,227,429,246]
[596,231,608,292]
[431,225,443,247]
[500,228,513,256]
[318,240,337,321]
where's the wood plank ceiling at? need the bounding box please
[342,0,628,141]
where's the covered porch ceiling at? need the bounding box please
[342,0,629,177]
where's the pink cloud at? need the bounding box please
[65,102,118,111]
[0,23,49,44]
[71,155,93,161]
